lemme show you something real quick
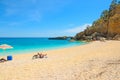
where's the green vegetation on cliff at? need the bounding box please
[75,0,120,40]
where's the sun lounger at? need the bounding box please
[0,58,7,63]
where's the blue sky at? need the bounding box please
[0,0,111,37]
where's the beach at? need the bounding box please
[0,40,120,80]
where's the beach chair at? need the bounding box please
[0,58,7,63]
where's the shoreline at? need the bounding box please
[0,40,87,56]
[1,40,120,61]
[0,40,120,80]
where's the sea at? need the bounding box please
[0,38,86,56]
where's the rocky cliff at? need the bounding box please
[75,0,120,41]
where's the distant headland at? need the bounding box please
[48,36,73,40]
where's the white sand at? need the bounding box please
[0,41,120,80]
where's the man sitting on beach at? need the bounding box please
[32,53,47,59]
[38,53,47,58]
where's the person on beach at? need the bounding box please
[32,53,39,59]
[0,58,7,63]
[38,53,47,58]
[32,52,47,59]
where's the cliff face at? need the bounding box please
[75,1,120,40]
[108,5,120,36]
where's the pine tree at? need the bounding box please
[110,0,117,10]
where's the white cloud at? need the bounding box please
[65,23,92,33]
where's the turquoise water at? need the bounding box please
[0,38,86,56]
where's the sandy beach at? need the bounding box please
[0,40,120,80]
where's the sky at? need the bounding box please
[0,0,112,37]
